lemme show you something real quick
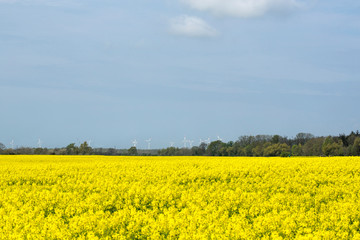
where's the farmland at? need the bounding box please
[1,156,360,239]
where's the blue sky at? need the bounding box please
[1,0,359,149]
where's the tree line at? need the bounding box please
[1,131,360,156]
[158,131,360,157]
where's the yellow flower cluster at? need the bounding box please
[1,156,360,239]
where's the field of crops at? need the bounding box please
[1,156,360,239]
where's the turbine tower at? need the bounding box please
[146,138,152,149]
[182,137,187,148]
[10,140,14,149]
[199,138,207,145]
[37,139,42,148]
[188,140,194,148]
[132,139,138,147]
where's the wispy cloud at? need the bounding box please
[170,15,218,37]
[180,0,301,18]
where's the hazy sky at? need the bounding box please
[1,0,359,149]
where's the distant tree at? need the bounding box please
[0,143,5,154]
[235,147,246,156]
[302,137,324,156]
[226,146,236,156]
[272,135,281,144]
[263,143,290,157]
[322,136,343,156]
[295,133,314,145]
[345,131,359,146]
[197,143,207,156]
[106,148,116,155]
[16,147,34,155]
[352,137,360,156]
[252,145,264,157]
[219,147,228,156]
[255,135,272,143]
[159,147,178,156]
[34,148,45,155]
[128,146,138,156]
[244,145,253,156]
[237,136,256,147]
[226,141,234,147]
[206,140,226,156]
[177,148,192,156]
[66,143,78,155]
[79,141,92,155]
[280,151,291,157]
[191,144,207,156]
[339,134,349,147]
[291,144,303,156]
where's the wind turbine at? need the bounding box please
[10,140,14,149]
[199,138,208,145]
[217,136,223,141]
[182,137,187,148]
[132,139,138,147]
[188,140,194,148]
[170,142,175,147]
[205,137,211,144]
[37,139,42,148]
[146,138,152,149]
[88,140,92,147]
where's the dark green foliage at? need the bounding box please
[128,147,138,156]
[295,133,314,145]
[206,140,226,156]
[291,144,303,156]
[322,136,343,156]
[280,151,291,157]
[263,143,290,157]
[352,137,360,156]
[302,137,324,156]
[66,143,78,155]
[79,141,92,155]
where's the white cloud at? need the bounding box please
[170,15,218,37]
[180,0,301,18]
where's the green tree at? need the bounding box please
[34,148,45,154]
[194,143,207,156]
[291,144,303,156]
[0,143,5,154]
[252,145,264,156]
[206,140,225,156]
[303,137,324,156]
[128,146,138,156]
[295,133,314,145]
[226,146,235,156]
[79,141,92,155]
[322,136,343,156]
[66,143,78,155]
[263,143,290,157]
[271,135,280,144]
[352,137,360,156]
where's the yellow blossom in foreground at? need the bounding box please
[0,155,360,239]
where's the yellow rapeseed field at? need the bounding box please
[0,156,360,239]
